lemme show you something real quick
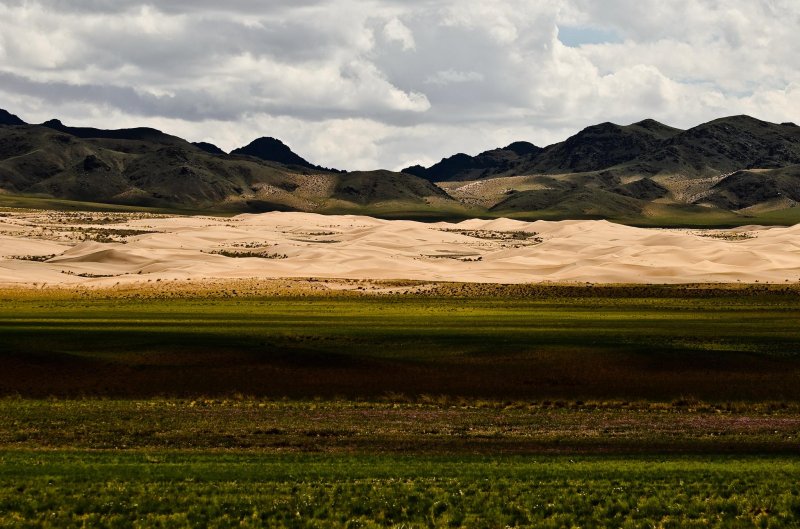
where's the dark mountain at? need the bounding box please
[231,137,311,167]
[518,120,683,175]
[629,116,800,178]
[40,119,181,145]
[405,116,800,183]
[0,115,457,214]
[192,141,226,155]
[3,107,800,223]
[406,121,682,182]
[231,137,343,173]
[0,109,26,126]
[0,125,280,206]
[402,141,542,181]
[504,141,542,156]
[697,165,800,210]
[484,178,647,220]
[332,170,451,205]
[612,177,669,201]
[409,115,800,221]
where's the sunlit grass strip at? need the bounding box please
[1,452,799,528]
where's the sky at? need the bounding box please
[1,0,798,171]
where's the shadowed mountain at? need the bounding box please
[0,109,26,126]
[332,170,452,205]
[40,119,182,145]
[232,137,312,167]
[407,121,680,182]
[231,137,343,173]
[0,111,460,215]
[518,120,683,175]
[489,186,646,219]
[3,108,800,224]
[420,116,800,222]
[408,116,800,184]
[697,165,800,211]
[402,141,542,181]
[613,177,669,201]
[627,116,800,179]
[0,126,296,207]
[192,142,226,155]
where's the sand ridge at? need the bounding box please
[0,210,799,286]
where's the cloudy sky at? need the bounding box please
[1,1,798,170]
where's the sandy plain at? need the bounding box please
[0,209,799,286]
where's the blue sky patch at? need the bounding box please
[558,25,622,47]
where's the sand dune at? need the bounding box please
[0,210,798,286]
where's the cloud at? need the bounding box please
[383,17,416,51]
[0,0,798,170]
[424,69,484,86]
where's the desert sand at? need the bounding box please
[0,210,798,286]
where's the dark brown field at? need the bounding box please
[1,281,799,401]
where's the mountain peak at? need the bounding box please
[401,143,541,182]
[629,119,683,139]
[578,122,622,134]
[192,141,226,155]
[230,137,343,172]
[633,118,662,127]
[503,141,541,156]
[231,137,314,168]
[631,118,671,131]
[709,115,771,128]
[0,109,26,126]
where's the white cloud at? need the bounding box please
[0,0,798,170]
[383,17,416,51]
[424,69,484,86]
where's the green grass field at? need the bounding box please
[2,452,799,528]
[3,285,800,527]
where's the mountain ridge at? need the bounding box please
[2,108,800,225]
[0,112,448,215]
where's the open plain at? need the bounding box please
[2,276,800,527]
[2,210,800,527]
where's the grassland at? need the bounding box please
[2,398,800,454]
[2,283,800,527]
[3,452,800,528]
[2,284,800,400]
[0,194,180,214]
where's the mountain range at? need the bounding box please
[1,108,800,225]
